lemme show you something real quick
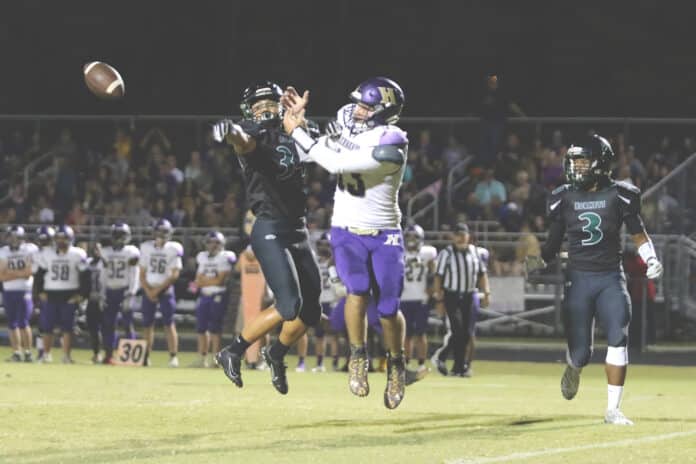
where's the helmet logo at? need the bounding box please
[378,87,397,105]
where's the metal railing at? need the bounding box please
[445,156,473,213]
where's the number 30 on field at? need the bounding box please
[115,339,148,366]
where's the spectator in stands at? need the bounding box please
[473,167,507,219]
[113,126,132,163]
[510,169,546,219]
[540,148,564,189]
[139,127,172,157]
[443,135,466,171]
[167,154,184,185]
[9,183,27,223]
[495,132,523,185]
[36,195,55,223]
[65,201,87,226]
[625,145,646,187]
[184,150,203,184]
[51,128,77,158]
[477,74,525,167]
[414,129,442,187]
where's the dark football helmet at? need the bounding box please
[111,222,132,249]
[564,134,614,189]
[404,224,424,251]
[348,77,405,133]
[240,80,284,122]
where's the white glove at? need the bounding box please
[646,257,663,280]
[212,119,234,143]
[325,120,342,139]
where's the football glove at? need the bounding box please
[646,257,663,280]
[325,120,342,139]
[212,119,234,143]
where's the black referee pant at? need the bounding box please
[435,291,476,373]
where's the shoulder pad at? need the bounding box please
[379,128,408,146]
[420,245,438,261]
[372,144,406,165]
[551,184,571,196]
[226,251,237,263]
[614,180,641,196]
[74,247,88,258]
[196,251,206,261]
[168,241,184,256]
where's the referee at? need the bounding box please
[431,223,490,377]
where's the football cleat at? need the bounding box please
[6,352,22,363]
[62,355,74,364]
[23,352,34,363]
[215,348,243,388]
[405,365,429,386]
[384,352,406,409]
[348,346,370,397]
[311,365,326,373]
[168,356,179,368]
[561,365,581,400]
[261,347,288,395]
[295,360,306,373]
[38,353,53,364]
[604,409,634,426]
[430,354,448,376]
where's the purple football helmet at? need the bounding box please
[36,225,55,247]
[347,77,405,133]
[111,222,132,248]
[153,218,173,241]
[205,230,225,255]
[6,225,25,249]
[55,225,74,249]
[404,224,424,251]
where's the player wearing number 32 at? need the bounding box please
[32,225,89,364]
[283,77,411,409]
[139,219,183,367]
[526,134,663,426]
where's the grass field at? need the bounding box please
[1,347,695,464]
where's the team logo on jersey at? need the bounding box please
[384,234,401,246]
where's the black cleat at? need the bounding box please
[384,352,406,409]
[215,347,243,388]
[261,347,288,395]
[430,355,448,376]
[24,352,34,363]
[405,366,429,386]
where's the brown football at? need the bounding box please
[83,61,125,99]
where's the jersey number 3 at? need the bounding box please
[579,212,603,246]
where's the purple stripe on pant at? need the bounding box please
[40,301,77,333]
[3,291,33,329]
[141,288,177,326]
[330,227,404,318]
[195,293,228,334]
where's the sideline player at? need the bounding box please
[526,134,663,425]
[0,226,38,362]
[283,77,412,409]
[193,231,235,367]
[100,223,140,364]
[139,219,183,367]
[213,81,321,395]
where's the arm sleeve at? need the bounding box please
[618,183,646,235]
[541,219,565,263]
[291,128,384,174]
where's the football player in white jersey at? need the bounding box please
[0,226,38,362]
[283,77,411,409]
[312,232,345,372]
[32,225,55,360]
[100,223,140,364]
[139,219,183,367]
[193,231,236,368]
[33,225,89,363]
[401,224,437,372]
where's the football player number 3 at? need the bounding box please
[337,174,366,197]
[579,212,603,246]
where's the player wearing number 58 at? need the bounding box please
[525,134,663,426]
[282,77,412,409]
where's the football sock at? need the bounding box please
[418,359,425,366]
[269,340,290,360]
[229,335,251,355]
[170,352,177,358]
[607,384,623,410]
[298,356,305,364]
[316,355,324,366]
[350,344,367,356]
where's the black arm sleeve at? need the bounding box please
[33,268,46,295]
[79,270,91,299]
[541,219,566,262]
[617,181,646,235]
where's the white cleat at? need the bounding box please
[311,365,326,373]
[561,365,581,400]
[38,353,53,364]
[61,355,74,364]
[168,356,179,368]
[605,409,634,426]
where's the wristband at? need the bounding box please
[638,240,657,264]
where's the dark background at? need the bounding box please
[1,0,693,116]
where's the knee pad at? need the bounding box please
[606,346,628,366]
[566,345,593,369]
[377,296,400,318]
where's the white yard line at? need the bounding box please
[447,429,696,464]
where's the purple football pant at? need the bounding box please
[40,301,77,333]
[196,293,227,334]
[3,291,32,329]
[401,300,429,336]
[329,297,382,334]
[141,288,176,327]
[330,227,404,318]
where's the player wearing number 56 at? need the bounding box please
[282,77,412,409]
[528,134,663,426]
[32,225,90,364]
[138,219,183,367]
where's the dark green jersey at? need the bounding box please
[544,180,645,272]
[236,119,307,221]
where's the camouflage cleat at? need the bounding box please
[348,345,370,397]
[261,347,288,395]
[384,352,406,409]
[215,347,243,388]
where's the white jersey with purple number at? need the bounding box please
[34,246,88,291]
[293,105,408,230]
[196,250,236,295]
[402,245,437,303]
[139,240,183,287]
[101,245,140,290]
[0,243,39,291]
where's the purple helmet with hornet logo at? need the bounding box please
[6,225,25,249]
[153,218,173,241]
[347,77,405,133]
[404,224,424,251]
[205,230,225,255]
[111,222,132,248]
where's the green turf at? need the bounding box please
[1,347,695,464]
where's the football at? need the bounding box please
[83,61,125,99]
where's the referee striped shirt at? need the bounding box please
[435,244,487,293]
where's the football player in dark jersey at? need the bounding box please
[212,81,321,395]
[526,134,663,425]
